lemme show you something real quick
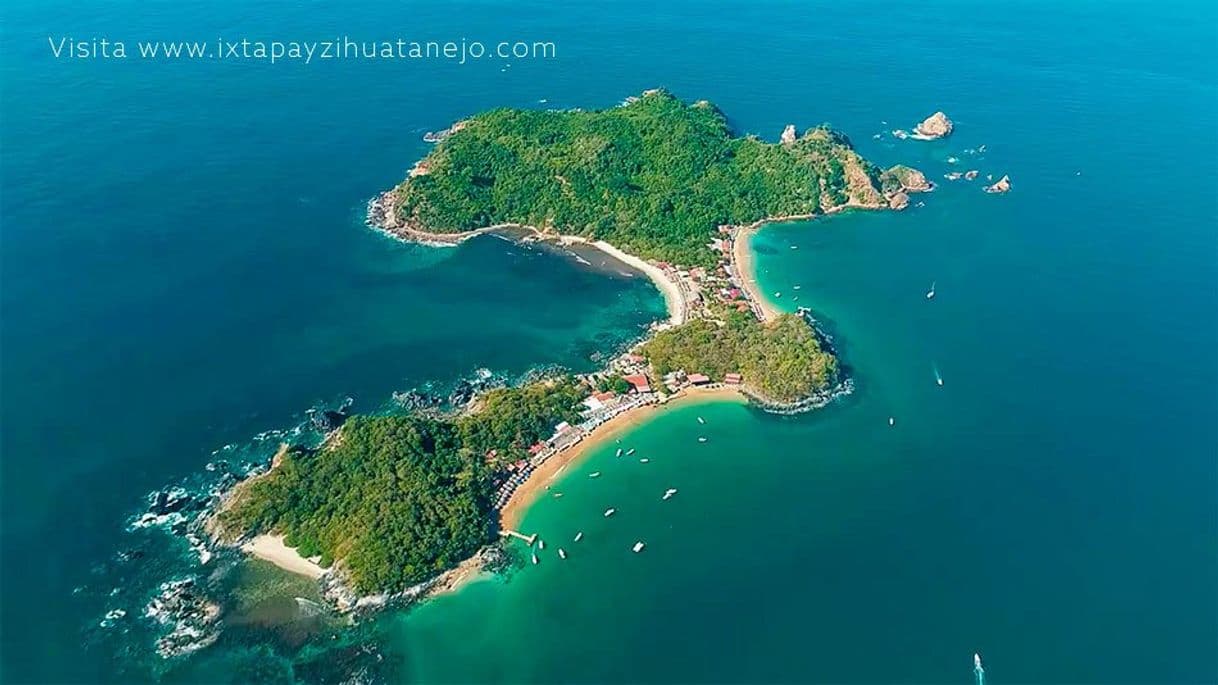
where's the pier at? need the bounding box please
[498,529,538,545]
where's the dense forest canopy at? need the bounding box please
[642,309,838,402]
[395,90,889,267]
[457,378,585,465]
[217,379,584,593]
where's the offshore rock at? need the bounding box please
[311,409,349,434]
[145,577,221,658]
[985,174,1012,193]
[913,111,954,139]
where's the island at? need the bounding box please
[209,90,930,602]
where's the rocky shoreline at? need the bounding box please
[737,307,854,415]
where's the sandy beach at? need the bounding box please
[732,226,783,322]
[241,534,326,580]
[499,385,743,530]
[370,195,686,327]
[589,239,685,326]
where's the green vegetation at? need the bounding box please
[457,378,585,465]
[642,309,837,402]
[595,374,633,395]
[395,90,888,267]
[217,380,583,594]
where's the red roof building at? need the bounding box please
[623,374,652,393]
[724,373,743,385]
[687,373,711,385]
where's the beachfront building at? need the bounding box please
[724,372,743,385]
[623,373,651,394]
[687,373,711,386]
[582,390,617,412]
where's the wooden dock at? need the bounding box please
[498,529,537,545]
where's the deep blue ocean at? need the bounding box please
[2,1,1215,683]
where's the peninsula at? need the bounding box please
[213,90,929,598]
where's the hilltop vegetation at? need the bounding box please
[642,309,838,402]
[216,379,584,594]
[457,378,585,466]
[393,90,891,267]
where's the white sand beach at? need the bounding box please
[241,534,326,580]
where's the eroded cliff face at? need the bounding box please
[914,111,953,139]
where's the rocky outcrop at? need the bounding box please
[311,409,348,434]
[145,577,222,658]
[913,111,953,139]
[367,189,401,229]
[780,124,797,145]
[888,192,910,210]
[881,164,934,194]
[964,169,979,181]
[421,120,468,144]
[985,175,1012,193]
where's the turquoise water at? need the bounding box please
[2,1,1216,683]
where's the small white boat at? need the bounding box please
[926,281,936,299]
[698,436,707,443]
[790,245,798,250]
[573,531,583,542]
[615,448,623,457]
[697,416,705,424]
[662,488,677,500]
[774,292,781,298]
[604,508,616,517]
[589,471,601,478]
[888,417,895,427]
[793,285,801,290]
[553,492,564,498]
[639,458,650,463]
[538,539,545,550]
[626,448,636,456]
[632,541,645,553]
[558,548,567,560]
[531,552,539,565]
[937,377,944,387]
